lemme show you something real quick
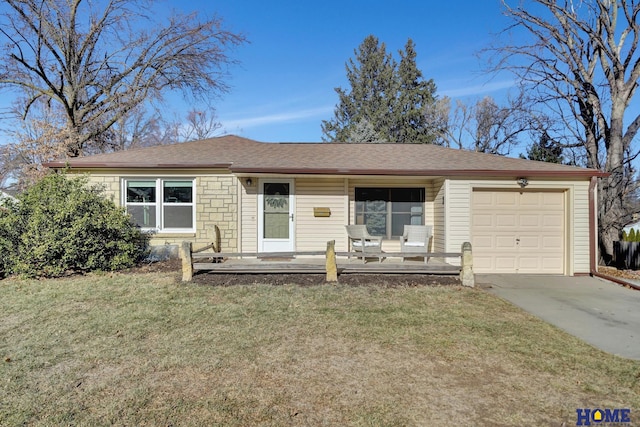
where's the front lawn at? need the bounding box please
[1,272,638,426]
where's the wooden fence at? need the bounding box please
[613,241,640,270]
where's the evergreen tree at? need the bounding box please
[346,119,387,143]
[321,36,395,142]
[394,39,438,143]
[322,35,439,143]
[520,131,565,163]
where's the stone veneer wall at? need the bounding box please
[87,175,120,203]
[86,173,238,252]
[194,175,237,251]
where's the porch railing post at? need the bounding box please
[326,240,338,282]
[460,242,474,287]
[181,241,193,283]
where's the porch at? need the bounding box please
[180,241,471,282]
[192,254,461,275]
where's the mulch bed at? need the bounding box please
[191,273,461,287]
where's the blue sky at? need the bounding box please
[179,0,515,142]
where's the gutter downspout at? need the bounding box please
[588,176,640,290]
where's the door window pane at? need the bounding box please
[264,183,290,239]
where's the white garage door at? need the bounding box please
[471,190,565,274]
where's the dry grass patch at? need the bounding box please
[1,272,638,426]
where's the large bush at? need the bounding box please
[0,205,14,278]
[0,173,147,278]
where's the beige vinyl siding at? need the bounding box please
[347,178,436,253]
[445,180,470,263]
[572,180,591,274]
[295,178,347,252]
[433,178,446,254]
[241,180,258,252]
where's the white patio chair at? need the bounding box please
[345,225,383,263]
[399,225,432,263]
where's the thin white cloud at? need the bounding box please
[441,79,517,98]
[221,106,333,130]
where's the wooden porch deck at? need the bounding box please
[192,253,461,275]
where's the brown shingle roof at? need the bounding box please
[44,135,606,177]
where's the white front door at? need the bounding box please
[258,179,295,252]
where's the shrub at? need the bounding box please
[0,206,14,278]
[0,173,147,278]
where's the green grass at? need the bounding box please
[1,272,639,426]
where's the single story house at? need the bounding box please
[45,135,607,275]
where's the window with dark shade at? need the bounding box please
[355,187,425,238]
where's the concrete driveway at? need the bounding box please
[478,274,640,360]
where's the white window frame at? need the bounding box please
[354,187,425,239]
[122,177,196,233]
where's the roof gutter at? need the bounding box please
[588,175,640,291]
[44,161,234,169]
[229,167,607,178]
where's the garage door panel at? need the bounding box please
[471,190,565,274]
[519,214,541,227]
[495,236,517,249]
[519,192,543,206]
[495,256,517,270]
[543,214,564,228]
[518,256,541,271]
[496,214,517,227]
[474,256,494,271]
[542,257,564,270]
[517,236,542,250]
[543,236,564,249]
[495,192,518,206]
[472,214,494,227]
[543,192,564,205]
[472,235,494,250]
[473,191,494,206]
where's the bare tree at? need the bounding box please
[440,93,535,155]
[0,144,19,190]
[0,0,246,159]
[94,105,176,153]
[179,108,223,142]
[2,96,71,187]
[490,0,640,263]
